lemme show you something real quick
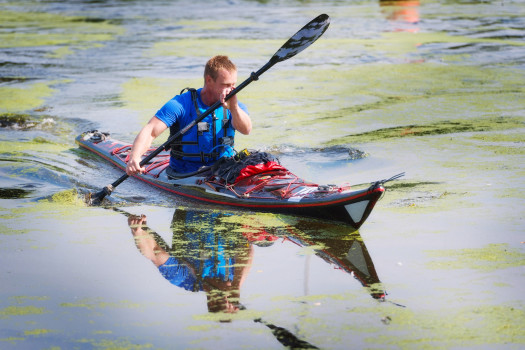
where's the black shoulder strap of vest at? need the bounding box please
[180,88,200,117]
[223,108,229,136]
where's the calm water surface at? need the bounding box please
[1,0,524,349]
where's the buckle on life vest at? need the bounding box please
[220,136,234,146]
[197,122,209,135]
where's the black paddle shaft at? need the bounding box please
[92,14,330,203]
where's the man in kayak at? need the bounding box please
[125,55,252,176]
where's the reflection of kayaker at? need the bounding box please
[126,207,386,307]
[124,207,390,346]
[126,207,320,347]
[128,210,253,316]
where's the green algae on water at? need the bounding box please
[426,243,525,271]
[0,113,32,128]
[2,191,87,222]
[365,303,525,348]
[469,132,525,143]
[0,10,124,51]
[76,338,154,350]
[0,222,29,235]
[218,212,294,231]
[314,31,525,60]
[45,46,74,59]
[118,57,525,149]
[24,329,55,336]
[0,83,55,113]
[0,113,58,131]
[45,188,86,206]
[0,138,71,158]
[0,187,33,199]
[9,296,49,303]
[150,38,278,60]
[325,117,524,145]
[0,305,48,319]
[0,336,25,344]
[60,298,142,310]
[245,61,524,147]
[377,179,470,212]
[175,19,254,32]
[378,31,525,55]
[120,77,200,126]
[467,131,525,156]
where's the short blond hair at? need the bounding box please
[204,55,237,81]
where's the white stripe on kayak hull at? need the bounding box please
[344,200,369,224]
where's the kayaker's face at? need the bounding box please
[206,68,237,103]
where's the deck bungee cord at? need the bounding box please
[109,141,325,201]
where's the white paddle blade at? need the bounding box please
[273,14,330,63]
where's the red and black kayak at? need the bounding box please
[76,130,400,229]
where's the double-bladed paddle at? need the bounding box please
[89,14,330,205]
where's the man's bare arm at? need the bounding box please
[126,116,168,175]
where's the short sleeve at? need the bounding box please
[155,96,185,128]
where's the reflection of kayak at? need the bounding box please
[276,219,385,300]
[123,206,385,300]
[77,130,396,229]
[120,205,385,348]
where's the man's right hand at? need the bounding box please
[125,157,145,175]
[125,116,168,176]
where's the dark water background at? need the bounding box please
[1,0,524,349]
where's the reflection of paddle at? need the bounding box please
[88,14,330,205]
[255,318,319,349]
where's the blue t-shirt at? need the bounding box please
[155,88,248,173]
